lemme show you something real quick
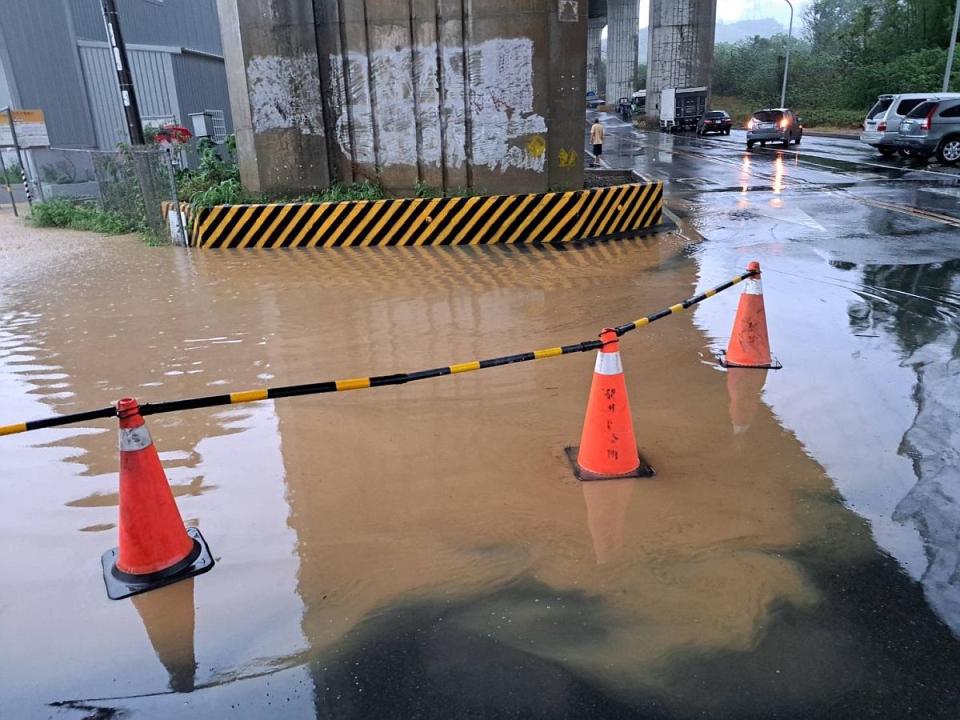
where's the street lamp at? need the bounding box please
[780,0,794,108]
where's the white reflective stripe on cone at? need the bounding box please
[119,425,153,452]
[743,278,763,295]
[595,351,623,375]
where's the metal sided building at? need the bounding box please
[0,0,232,153]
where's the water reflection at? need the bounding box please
[130,579,197,693]
[848,259,960,635]
[581,479,635,564]
[726,367,769,435]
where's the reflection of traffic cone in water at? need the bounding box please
[131,578,197,693]
[727,368,769,434]
[582,479,635,564]
[565,329,654,480]
[101,398,214,600]
[721,261,781,369]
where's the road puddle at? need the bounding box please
[1,213,958,717]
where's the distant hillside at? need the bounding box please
[636,17,786,61]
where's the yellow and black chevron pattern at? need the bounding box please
[190,182,663,249]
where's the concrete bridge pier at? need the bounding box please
[606,0,638,103]
[219,0,587,197]
[645,0,717,127]
[587,16,606,97]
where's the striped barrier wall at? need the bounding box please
[188,181,664,249]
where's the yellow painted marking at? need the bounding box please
[256,204,294,248]
[342,200,387,247]
[238,206,277,249]
[231,389,268,404]
[469,195,517,245]
[581,186,620,239]
[276,203,312,247]
[434,196,479,245]
[570,186,611,238]
[670,303,685,314]
[0,422,28,436]
[492,194,538,244]
[202,205,235,248]
[326,203,367,247]
[521,192,572,244]
[452,195,498,245]
[534,347,563,359]
[704,288,716,298]
[450,361,481,374]
[505,193,552,244]
[626,182,659,230]
[634,317,650,327]
[336,377,372,391]
[416,198,460,246]
[541,190,588,243]
[398,199,441,246]
[221,206,257,248]
[361,199,405,246]
[595,185,633,238]
[379,200,422,245]
[616,183,651,234]
[305,203,348,247]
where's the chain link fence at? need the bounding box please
[32,146,185,243]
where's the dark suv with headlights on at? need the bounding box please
[746,108,802,149]
[697,110,732,135]
[894,97,960,164]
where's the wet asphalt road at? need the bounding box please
[1,117,959,718]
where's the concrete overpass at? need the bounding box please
[218,1,715,197]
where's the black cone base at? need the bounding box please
[101,527,215,600]
[564,446,655,482]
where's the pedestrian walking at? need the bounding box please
[590,119,604,167]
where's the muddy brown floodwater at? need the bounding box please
[1,210,958,719]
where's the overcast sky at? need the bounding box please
[638,0,813,29]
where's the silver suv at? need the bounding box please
[746,108,802,149]
[895,98,960,164]
[861,92,960,156]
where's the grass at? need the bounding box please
[711,95,864,130]
[30,197,140,235]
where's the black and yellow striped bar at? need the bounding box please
[190,182,664,249]
[0,268,755,437]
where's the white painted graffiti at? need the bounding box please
[246,54,324,135]
[330,37,547,173]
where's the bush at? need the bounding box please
[31,198,139,234]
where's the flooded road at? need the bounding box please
[2,132,960,720]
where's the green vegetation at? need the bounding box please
[1,162,22,184]
[714,0,959,127]
[30,197,141,235]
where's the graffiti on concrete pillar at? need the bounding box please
[329,37,547,174]
[246,55,324,135]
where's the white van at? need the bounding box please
[861,92,960,156]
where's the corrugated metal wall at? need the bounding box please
[78,45,180,148]
[70,0,224,55]
[171,53,233,134]
[0,0,98,147]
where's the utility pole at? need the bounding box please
[945,0,960,92]
[780,0,794,108]
[100,0,145,144]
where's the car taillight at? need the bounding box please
[748,119,756,129]
[921,105,938,131]
[779,118,789,129]
[877,122,887,132]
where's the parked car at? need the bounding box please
[860,92,960,156]
[746,108,802,149]
[894,97,960,164]
[586,91,604,110]
[697,110,732,135]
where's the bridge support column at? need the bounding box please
[646,0,717,128]
[606,0,638,103]
[587,16,605,97]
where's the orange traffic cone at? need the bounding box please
[565,329,654,480]
[101,397,214,600]
[720,261,781,369]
